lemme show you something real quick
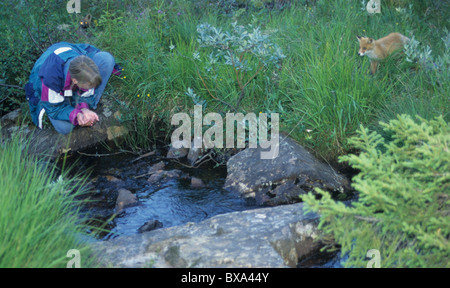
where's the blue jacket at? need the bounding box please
[25,42,118,129]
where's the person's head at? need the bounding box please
[69,55,102,90]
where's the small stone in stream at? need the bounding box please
[115,188,139,214]
[148,161,166,174]
[147,169,184,183]
[105,175,121,182]
[191,177,206,188]
[187,136,206,166]
[137,220,163,233]
[167,140,189,159]
[147,171,165,183]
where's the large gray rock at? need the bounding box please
[92,202,322,268]
[224,137,350,206]
[0,99,128,160]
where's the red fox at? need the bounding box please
[79,14,92,29]
[357,32,410,74]
[77,14,92,38]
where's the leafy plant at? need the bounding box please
[404,31,450,87]
[195,22,285,111]
[303,114,450,267]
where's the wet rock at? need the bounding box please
[137,220,163,233]
[92,202,322,268]
[191,177,206,188]
[148,161,166,174]
[166,140,189,159]
[0,109,21,127]
[162,170,182,178]
[147,171,165,183]
[115,189,139,214]
[105,175,121,182]
[147,169,184,184]
[187,147,204,165]
[187,136,206,165]
[224,136,350,206]
[167,137,208,165]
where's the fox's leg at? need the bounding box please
[370,61,379,74]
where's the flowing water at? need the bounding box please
[65,146,344,267]
[68,148,256,240]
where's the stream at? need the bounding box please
[63,145,344,268]
[67,147,255,240]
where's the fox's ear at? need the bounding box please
[357,35,362,40]
[368,38,374,43]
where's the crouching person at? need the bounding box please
[25,42,121,134]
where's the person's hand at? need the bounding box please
[77,112,90,126]
[81,108,99,123]
[77,109,99,126]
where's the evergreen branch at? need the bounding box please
[354,215,383,223]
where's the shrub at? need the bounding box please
[303,114,450,267]
[195,21,285,111]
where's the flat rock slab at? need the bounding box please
[92,202,322,268]
[1,100,127,160]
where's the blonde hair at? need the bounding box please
[69,55,102,88]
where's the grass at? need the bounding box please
[83,0,448,162]
[268,1,448,161]
[1,1,447,161]
[0,132,95,268]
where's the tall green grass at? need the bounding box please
[3,0,445,162]
[0,133,95,268]
[259,0,447,161]
[265,2,395,159]
[90,0,448,162]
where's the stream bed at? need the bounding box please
[68,148,256,240]
[65,146,344,268]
